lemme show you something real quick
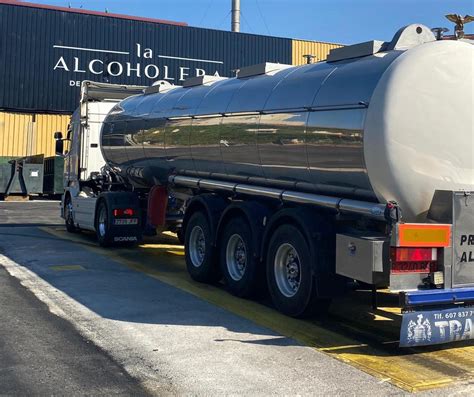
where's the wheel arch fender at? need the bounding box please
[182,194,227,246]
[216,201,273,254]
[261,207,335,276]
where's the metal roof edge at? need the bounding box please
[0,0,188,26]
[291,37,346,46]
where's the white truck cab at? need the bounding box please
[60,81,146,232]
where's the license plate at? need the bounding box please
[400,306,474,347]
[114,218,138,226]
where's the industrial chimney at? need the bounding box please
[231,0,240,32]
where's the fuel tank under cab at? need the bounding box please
[101,25,474,222]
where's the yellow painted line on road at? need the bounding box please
[165,250,185,256]
[49,265,85,271]
[40,226,474,393]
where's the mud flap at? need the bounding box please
[400,306,474,347]
[98,192,142,246]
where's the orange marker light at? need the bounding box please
[397,223,451,247]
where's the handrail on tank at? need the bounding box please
[169,175,389,222]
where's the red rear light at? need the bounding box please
[390,247,438,273]
[113,208,135,217]
[391,247,437,262]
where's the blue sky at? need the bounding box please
[30,0,474,44]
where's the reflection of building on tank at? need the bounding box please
[101,24,473,220]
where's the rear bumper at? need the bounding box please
[401,287,474,308]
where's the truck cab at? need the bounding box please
[58,81,146,234]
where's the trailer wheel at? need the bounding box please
[64,195,79,233]
[266,224,329,318]
[185,211,219,283]
[219,217,260,297]
[95,200,112,247]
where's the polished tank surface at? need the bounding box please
[101,31,474,221]
[101,51,400,200]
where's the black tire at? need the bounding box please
[64,195,79,233]
[177,228,185,245]
[95,200,112,247]
[266,224,330,318]
[219,217,261,298]
[184,211,219,283]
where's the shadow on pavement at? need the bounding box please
[0,226,296,348]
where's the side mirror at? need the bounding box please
[54,131,63,140]
[55,139,64,156]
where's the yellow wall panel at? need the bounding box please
[291,40,343,65]
[0,112,29,158]
[0,112,70,158]
[35,114,70,157]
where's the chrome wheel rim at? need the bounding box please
[189,226,205,267]
[274,243,301,298]
[98,205,107,237]
[226,234,247,281]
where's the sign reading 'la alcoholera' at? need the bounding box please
[53,43,223,87]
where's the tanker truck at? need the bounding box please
[57,24,474,347]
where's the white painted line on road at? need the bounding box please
[0,254,83,321]
[0,244,391,395]
[0,200,60,203]
[0,253,163,393]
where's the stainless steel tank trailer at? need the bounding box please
[57,24,474,347]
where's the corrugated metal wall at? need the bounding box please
[0,3,342,158]
[0,112,69,157]
[0,3,292,113]
[291,39,342,65]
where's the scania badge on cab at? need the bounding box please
[57,25,474,347]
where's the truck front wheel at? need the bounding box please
[266,224,329,318]
[95,200,112,247]
[64,195,78,233]
[185,211,219,283]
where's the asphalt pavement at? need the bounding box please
[1,201,473,396]
[0,202,402,395]
[0,201,150,395]
[0,264,150,395]
[0,199,63,226]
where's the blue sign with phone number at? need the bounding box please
[400,306,474,347]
